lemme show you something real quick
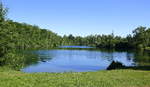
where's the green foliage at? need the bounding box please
[0,2,62,67]
[62,26,150,50]
[3,51,26,70]
[0,50,39,70]
[133,50,150,66]
[0,19,63,67]
[145,47,150,51]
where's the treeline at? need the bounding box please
[0,19,63,56]
[63,26,150,50]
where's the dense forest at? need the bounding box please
[0,2,150,69]
[64,26,150,50]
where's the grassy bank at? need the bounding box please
[0,67,150,87]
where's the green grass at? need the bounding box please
[0,67,150,87]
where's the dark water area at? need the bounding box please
[21,46,150,73]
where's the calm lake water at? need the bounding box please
[21,46,150,73]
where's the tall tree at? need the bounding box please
[0,2,7,23]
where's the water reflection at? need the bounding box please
[20,47,150,73]
[133,50,150,65]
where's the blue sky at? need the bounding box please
[2,0,150,36]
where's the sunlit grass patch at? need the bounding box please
[0,67,150,87]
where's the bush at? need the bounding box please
[145,47,150,51]
[107,61,125,70]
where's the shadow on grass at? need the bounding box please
[107,61,150,71]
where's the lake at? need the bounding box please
[21,46,150,73]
